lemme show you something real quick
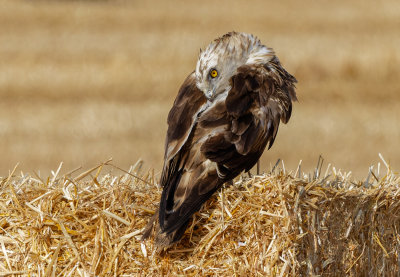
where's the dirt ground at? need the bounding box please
[0,0,399,178]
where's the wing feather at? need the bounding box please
[158,72,207,231]
[163,72,207,163]
[202,63,297,174]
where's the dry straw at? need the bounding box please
[0,156,399,276]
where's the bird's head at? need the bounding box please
[195,32,275,100]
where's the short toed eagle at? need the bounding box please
[142,32,297,249]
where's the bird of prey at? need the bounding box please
[142,32,297,249]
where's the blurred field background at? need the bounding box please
[0,0,399,178]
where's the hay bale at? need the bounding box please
[0,160,399,276]
[293,176,400,275]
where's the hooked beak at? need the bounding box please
[205,88,216,100]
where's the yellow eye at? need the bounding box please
[210,69,218,78]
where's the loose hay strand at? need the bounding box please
[1,241,11,271]
[44,241,61,277]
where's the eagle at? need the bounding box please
[142,32,297,249]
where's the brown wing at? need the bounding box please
[163,73,207,161]
[202,61,297,178]
[156,72,210,244]
[153,61,297,247]
[159,72,207,190]
[158,98,228,244]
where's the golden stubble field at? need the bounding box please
[0,0,399,179]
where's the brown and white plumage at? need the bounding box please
[142,32,297,249]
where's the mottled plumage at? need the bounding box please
[142,32,297,249]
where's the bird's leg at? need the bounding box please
[248,160,260,178]
[247,171,253,178]
[141,208,159,241]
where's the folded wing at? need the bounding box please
[149,62,297,247]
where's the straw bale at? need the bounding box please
[0,160,399,276]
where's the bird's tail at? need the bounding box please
[141,208,189,252]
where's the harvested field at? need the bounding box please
[0,158,399,276]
